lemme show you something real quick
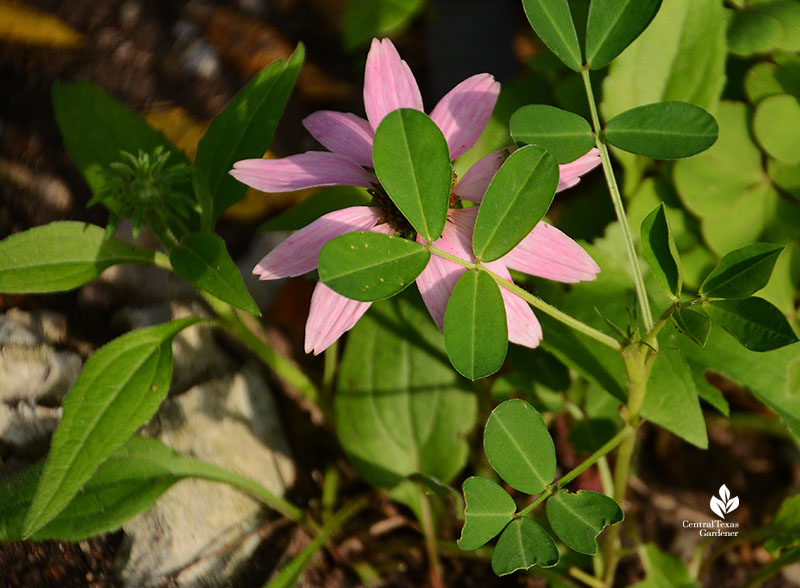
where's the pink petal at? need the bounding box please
[430,74,500,160]
[557,148,601,192]
[305,282,372,354]
[454,148,513,203]
[231,152,376,192]
[416,252,466,330]
[483,262,542,348]
[253,206,382,279]
[303,111,375,167]
[363,38,424,130]
[500,221,600,283]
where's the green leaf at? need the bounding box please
[170,231,260,315]
[336,292,476,502]
[51,80,189,197]
[727,8,784,56]
[640,204,681,298]
[372,108,452,241]
[641,349,707,448]
[568,418,620,453]
[585,0,662,69]
[0,222,154,293]
[700,243,785,299]
[601,0,726,183]
[458,477,516,551]
[745,62,800,105]
[318,231,430,302]
[1,436,274,541]
[604,102,718,159]
[508,105,593,164]
[341,0,425,50]
[671,307,711,347]
[545,490,623,555]
[444,270,507,380]
[472,145,559,262]
[491,517,559,576]
[763,494,800,555]
[521,0,583,71]
[769,158,800,202]
[757,0,800,51]
[258,186,371,232]
[23,318,199,536]
[632,543,699,588]
[193,45,304,227]
[483,399,555,494]
[753,94,800,164]
[703,297,799,352]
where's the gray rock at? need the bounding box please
[117,365,296,587]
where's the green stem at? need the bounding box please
[518,425,633,517]
[742,547,800,588]
[569,566,607,588]
[602,429,636,585]
[580,69,654,332]
[418,486,446,588]
[427,245,621,351]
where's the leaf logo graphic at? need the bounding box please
[710,484,739,519]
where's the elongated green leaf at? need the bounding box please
[258,186,371,232]
[636,543,699,588]
[472,145,559,262]
[585,0,662,69]
[170,231,259,315]
[545,490,623,555]
[444,270,507,379]
[0,222,154,293]
[458,477,516,551]
[753,94,800,164]
[342,0,425,50]
[23,319,199,536]
[521,0,582,71]
[336,292,476,510]
[509,105,594,164]
[491,518,558,575]
[193,45,304,226]
[763,494,800,555]
[703,297,799,352]
[700,243,785,299]
[1,435,277,541]
[52,80,189,197]
[318,232,430,302]
[642,349,707,448]
[671,307,711,347]
[484,399,555,494]
[373,109,452,241]
[640,204,681,298]
[604,102,718,159]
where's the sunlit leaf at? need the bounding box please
[585,0,662,69]
[509,104,594,164]
[521,0,583,71]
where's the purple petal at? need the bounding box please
[231,152,376,192]
[430,74,500,160]
[303,111,375,167]
[363,38,423,130]
[557,148,601,192]
[484,262,542,348]
[500,222,600,283]
[305,282,372,354]
[454,148,513,203]
[253,206,382,279]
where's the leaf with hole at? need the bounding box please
[545,490,623,555]
[585,0,662,69]
[372,109,452,241]
[23,319,199,536]
[472,145,559,262]
[170,231,260,315]
[318,232,430,302]
[0,222,154,293]
[703,297,799,352]
[491,517,559,575]
[604,102,718,159]
[521,0,583,71]
[444,270,507,380]
[509,105,594,164]
[458,477,516,551]
[484,399,556,494]
[700,243,784,299]
[640,204,681,298]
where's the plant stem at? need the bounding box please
[518,425,633,517]
[580,69,654,332]
[569,566,607,588]
[418,486,446,588]
[742,547,800,588]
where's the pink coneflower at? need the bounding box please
[230,38,601,354]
